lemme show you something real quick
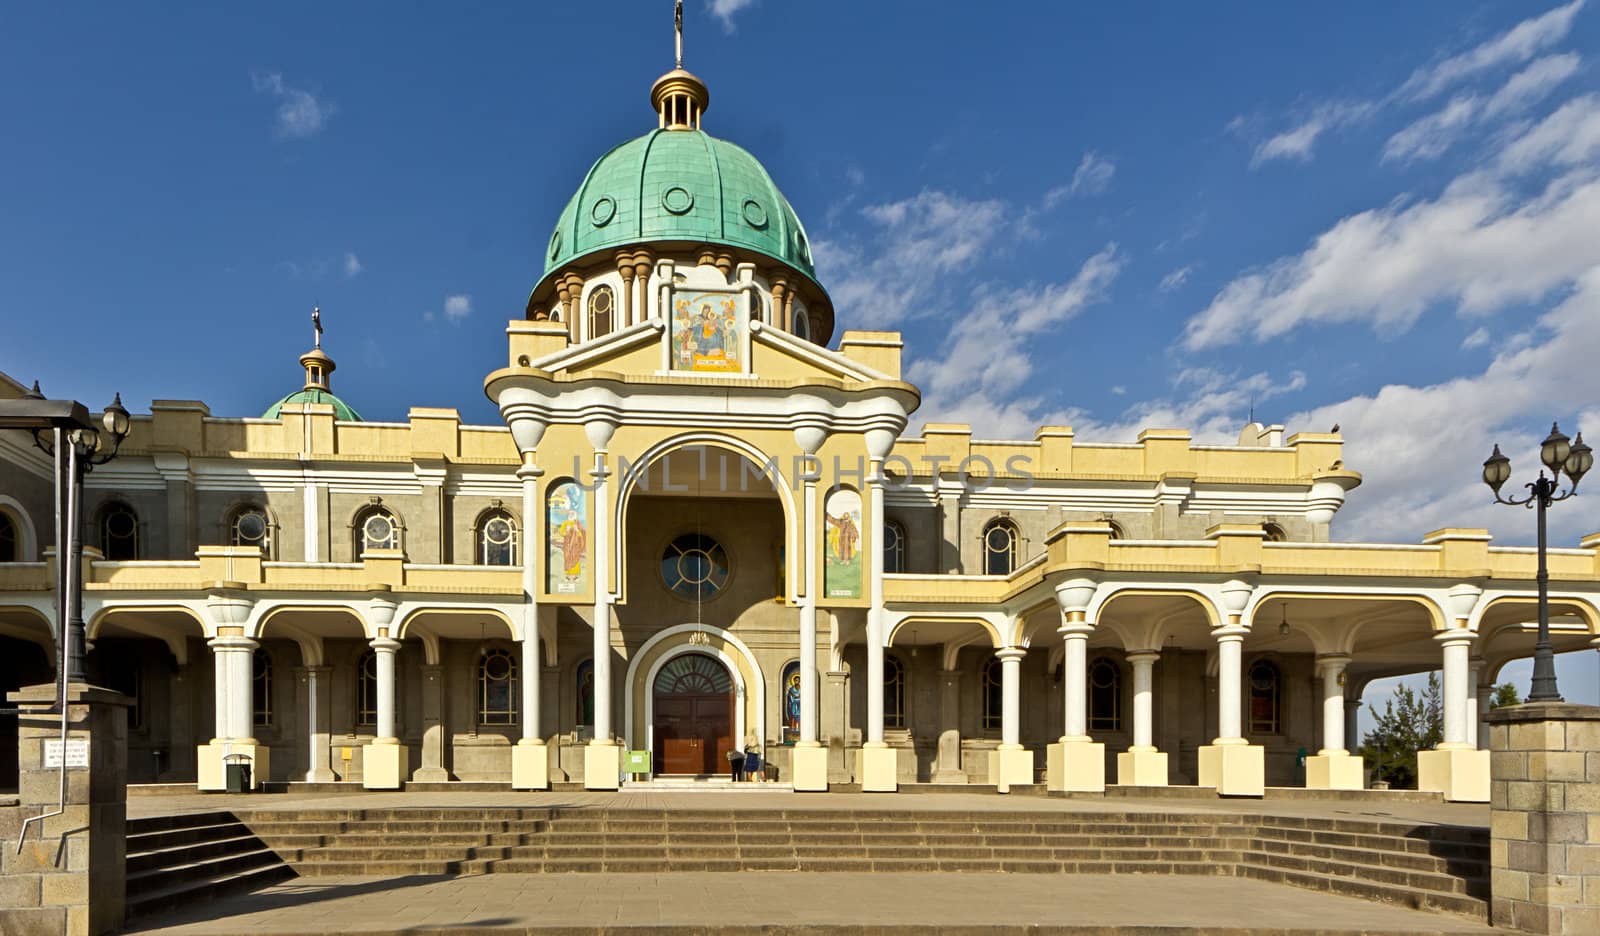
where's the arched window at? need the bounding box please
[253,649,273,727]
[750,291,764,323]
[883,654,906,730]
[588,285,614,340]
[477,509,517,566]
[982,656,1003,733]
[0,511,16,562]
[575,659,595,730]
[477,648,518,726]
[98,501,139,560]
[793,309,811,341]
[882,520,906,574]
[981,518,1018,575]
[229,505,273,559]
[356,650,378,727]
[1088,657,1122,732]
[780,660,801,743]
[354,506,399,555]
[1263,523,1287,542]
[1248,660,1282,734]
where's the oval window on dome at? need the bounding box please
[548,229,563,262]
[741,198,768,230]
[662,186,694,215]
[590,196,616,227]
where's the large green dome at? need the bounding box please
[262,388,363,422]
[536,129,820,295]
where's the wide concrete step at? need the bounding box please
[1238,849,1486,899]
[1254,836,1488,877]
[234,808,549,821]
[126,833,270,874]
[239,819,548,835]
[125,862,297,921]
[1236,861,1488,922]
[127,819,256,852]
[126,847,286,895]
[1252,823,1486,860]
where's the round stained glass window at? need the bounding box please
[661,533,729,601]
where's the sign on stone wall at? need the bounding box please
[42,738,90,768]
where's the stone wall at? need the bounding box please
[1487,701,1600,935]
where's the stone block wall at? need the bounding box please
[1487,701,1600,935]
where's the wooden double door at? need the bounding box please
[652,652,734,775]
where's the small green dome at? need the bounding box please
[536,129,821,296]
[262,388,363,422]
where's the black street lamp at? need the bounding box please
[1482,423,1593,702]
[0,385,132,685]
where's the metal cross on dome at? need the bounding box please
[312,306,323,349]
[675,0,683,68]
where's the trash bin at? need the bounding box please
[224,753,253,793]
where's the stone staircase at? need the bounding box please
[124,811,295,921]
[229,807,1488,921]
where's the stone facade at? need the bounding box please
[1488,701,1600,935]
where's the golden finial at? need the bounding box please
[653,1,708,130]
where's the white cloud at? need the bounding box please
[251,71,336,140]
[1158,265,1194,293]
[1396,1,1585,102]
[1070,367,1308,445]
[1187,94,1600,350]
[343,252,363,278]
[1056,151,1116,202]
[707,0,755,34]
[443,294,472,324]
[814,190,1008,328]
[1251,102,1372,166]
[1382,53,1581,163]
[1460,327,1491,349]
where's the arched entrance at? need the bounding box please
[652,652,734,775]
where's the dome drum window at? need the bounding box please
[588,285,615,340]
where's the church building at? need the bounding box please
[3,37,1598,804]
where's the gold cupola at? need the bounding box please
[652,0,708,129]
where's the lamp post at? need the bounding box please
[1482,423,1593,702]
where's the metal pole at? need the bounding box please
[1528,476,1562,701]
[19,433,73,853]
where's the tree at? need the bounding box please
[1359,673,1442,789]
[1489,682,1521,709]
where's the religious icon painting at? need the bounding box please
[823,488,863,599]
[670,290,743,373]
[781,660,801,744]
[547,480,588,594]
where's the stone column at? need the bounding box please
[989,647,1033,790]
[362,636,406,790]
[856,459,896,791]
[932,668,965,783]
[1478,677,1494,751]
[1487,702,1600,934]
[824,666,852,783]
[196,634,265,792]
[412,663,448,782]
[513,459,550,790]
[1305,654,1361,789]
[1418,627,1489,802]
[1117,651,1168,786]
[1466,657,1484,750]
[791,440,827,790]
[583,420,621,789]
[1197,579,1263,796]
[301,665,335,782]
[6,683,131,936]
[1345,696,1362,757]
[1046,581,1104,793]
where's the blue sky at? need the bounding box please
[3,2,1598,704]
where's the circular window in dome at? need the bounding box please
[548,229,563,262]
[590,196,616,227]
[741,198,768,229]
[662,186,694,215]
[661,532,729,601]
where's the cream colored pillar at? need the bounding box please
[583,421,621,789]
[933,668,965,783]
[1116,651,1167,786]
[1418,627,1489,802]
[1476,674,1493,751]
[302,665,335,782]
[1466,658,1484,751]
[989,648,1034,790]
[1305,654,1361,789]
[1197,581,1263,797]
[1046,618,1104,792]
[792,443,828,791]
[363,635,407,789]
[197,633,268,791]
[857,461,896,791]
[512,459,550,790]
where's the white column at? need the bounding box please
[304,666,333,781]
[799,474,819,743]
[1466,658,1484,751]
[585,422,615,744]
[371,636,400,741]
[1214,628,1245,742]
[519,461,544,743]
[1316,655,1349,754]
[1127,651,1158,749]
[998,648,1025,746]
[865,464,886,745]
[1438,630,1472,748]
[1060,625,1089,740]
[208,636,258,742]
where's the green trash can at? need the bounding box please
[224,754,252,793]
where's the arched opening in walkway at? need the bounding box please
[0,607,53,792]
